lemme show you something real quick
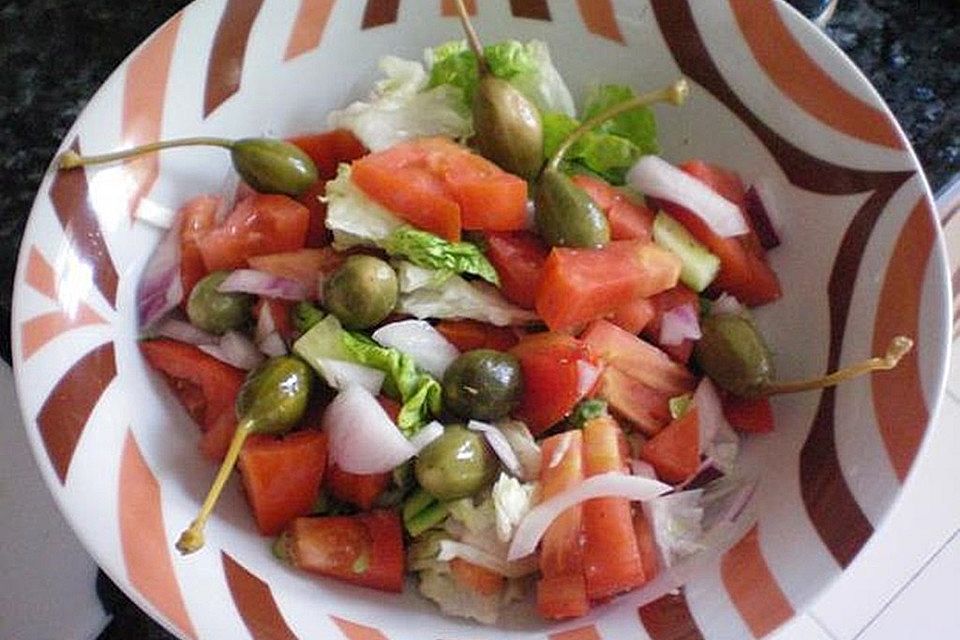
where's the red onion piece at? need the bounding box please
[137,216,184,329]
[627,156,749,238]
[154,317,217,346]
[508,472,671,560]
[323,384,417,474]
[744,184,781,250]
[468,420,523,478]
[218,269,308,301]
[199,331,264,370]
[659,303,702,346]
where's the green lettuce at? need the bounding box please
[582,84,659,156]
[427,39,575,115]
[293,315,441,434]
[382,226,499,286]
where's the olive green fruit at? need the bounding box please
[323,255,398,330]
[186,271,254,335]
[442,349,523,421]
[473,77,544,180]
[230,138,318,198]
[534,169,611,248]
[694,313,774,397]
[236,356,313,434]
[415,424,498,500]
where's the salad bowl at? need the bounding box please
[11,0,951,638]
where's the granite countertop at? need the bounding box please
[0,1,957,638]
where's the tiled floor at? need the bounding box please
[770,180,960,639]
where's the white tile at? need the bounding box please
[810,393,960,639]
[769,613,835,640]
[859,530,960,639]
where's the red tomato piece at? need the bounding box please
[581,320,697,396]
[484,231,549,309]
[632,510,660,582]
[178,195,218,301]
[326,464,392,511]
[510,333,595,434]
[539,431,585,578]
[536,241,681,332]
[640,406,701,484]
[434,320,519,352]
[247,247,345,294]
[286,511,405,592]
[596,366,673,436]
[537,574,589,620]
[197,194,310,272]
[139,339,246,433]
[450,558,505,596]
[570,174,654,242]
[609,297,656,335]
[722,395,775,433]
[289,129,367,182]
[199,412,237,462]
[643,285,700,365]
[297,181,331,248]
[582,416,645,600]
[238,431,328,536]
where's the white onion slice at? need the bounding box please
[627,156,749,238]
[218,269,308,301]
[468,420,523,478]
[659,303,702,346]
[576,360,602,398]
[437,540,539,579]
[154,317,217,346]
[323,384,417,474]
[409,420,444,451]
[497,421,541,481]
[255,302,288,356]
[316,359,386,395]
[694,378,739,473]
[547,432,573,470]
[630,459,658,479]
[137,217,184,329]
[710,293,745,316]
[372,320,460,379]
[508,472,671,560]
[259,332,288,357]
[200,331,264,370]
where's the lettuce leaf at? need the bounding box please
[427,39,575,116]
[396,263,537,327]
[327,55,473,152]
[582,84,659,156]
[293,315,441,434]
[382,226,499,285]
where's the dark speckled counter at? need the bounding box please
[0,1,957,637]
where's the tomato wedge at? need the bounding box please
[597,366,672,436]
[286,511,405,592]
[247,248,345,293]
[582,416,646,599]
[609,297,656,335]
[289,129,367,182]
[351,138,528,241]
[139,339,245,432]
[435,320,519,352]
[178,195,218,301]
[326,464,392,511]
[722,395,775,433]
[238,431,328,535]
[657,161,781,307]
[510,333,595,434]
[571,174,654,242]
[536,241,681,332]
[484,231,548,310]
[450,558,504,596]
[640,406,701,484]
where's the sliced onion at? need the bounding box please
[409,420,444,451]
[200,331,264,370]
[372,320,459,379]
[547,432,573,470]
[508,472,671,560]
[576,360,603,398]
[154,317,217,346]
[218,269,308,301]
[642,489,705,568]
[630,459,658,479]
[259,332,288,357]
[693,379,739,474]
[659,303,702,346]
[627,156,749,238]
[137,216,184,328]
[323,384,417,474]
[744,183,782,250]
[710,293,744,316]
[437,540,539,578]
[498,421,541,481]
[255,301,288,356]
[316,359,386,395]
[468,420,523,478]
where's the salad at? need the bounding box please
[62,4,912,625]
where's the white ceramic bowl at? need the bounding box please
[12,1,951,638]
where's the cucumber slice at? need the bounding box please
[653,212,720,292]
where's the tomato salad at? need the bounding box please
[61,9,913,626]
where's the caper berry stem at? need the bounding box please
[58,136,235,169]
[176,418,255,555]
[453,0,489,75]
[754,335,913,397]
[548,78,690,172]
